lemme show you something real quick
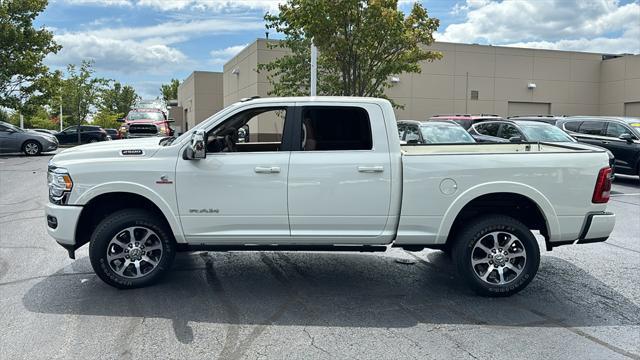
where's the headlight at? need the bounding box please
[48,168,73,204]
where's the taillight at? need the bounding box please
[592,167,612,203]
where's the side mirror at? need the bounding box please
[184,129,206,160]
[116,118,125,123]
[509,136,523,143]
[619,133,633,143]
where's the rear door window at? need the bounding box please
[563,121,582,132]
[578,121,606,136]
[300,107,372,151]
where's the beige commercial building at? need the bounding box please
[177,71,223,132]
[223,39,640,118]
[178,39,640,129]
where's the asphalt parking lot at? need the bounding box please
[1,152,639,360]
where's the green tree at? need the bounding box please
[92,110,122,130]
[160,79,180,102]
[27,106,57,129]
[62,60,109,143]
[260,0,441,107]
[101,81,138,114]
[0,0,62,112]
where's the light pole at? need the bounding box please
[60,101,63,132]
[310,39,317,96]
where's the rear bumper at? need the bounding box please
[578,212,615,243]
[549,212,615,249]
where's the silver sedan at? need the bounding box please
[0,121,59,156]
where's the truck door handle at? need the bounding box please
[358,166,384,173]
[254,166,280,174]
[601,140,610,144]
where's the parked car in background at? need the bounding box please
[0,121,58,155]
[30,128,58,135]
[105,128,121,140]
[507,115,567,125]
[398,120,476,144]
[118,108,174,139]
[557,116,640,178]
[55,125,109,145]
[429,114,503,129]
[470,120,576,143]
[467,120,616,171]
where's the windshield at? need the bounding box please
[127,111,164,121]
[420,124,475,143]
[519,124,574,142]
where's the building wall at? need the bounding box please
[599,55,640,116]
[222,39,639,119]
[177,71,223,130]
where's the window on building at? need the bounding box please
[300,107,372,151]
[470,90,479,100]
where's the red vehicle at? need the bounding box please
[118,108,174,138]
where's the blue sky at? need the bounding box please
[35,0,640,99]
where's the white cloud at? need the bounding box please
[209,44,249,65]
[62,0,132,6]
[137,0,281,11]
[49,34,190,74]
[439,0,640,54]
[60,0,283,11]
[46,17,263,74]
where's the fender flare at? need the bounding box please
[436,181,560,243]
[75,181,186,243]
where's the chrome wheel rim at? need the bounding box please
[471,231,527,285]
[25,143,39,155]
[107,226,163,279]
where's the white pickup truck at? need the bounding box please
[46,97,615,296]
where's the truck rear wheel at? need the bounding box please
[89,209,176,289]
[452,215,540,297]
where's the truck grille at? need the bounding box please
[128,124,159,136]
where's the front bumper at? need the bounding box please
[45,203,82,247]
[44,140,58,152]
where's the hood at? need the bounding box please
[51,137,163,164]
[126,119,162,125]
[25,130,57,141]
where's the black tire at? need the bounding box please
[22,140,42,156]
[452,215,540,297]
[89,209,176,289]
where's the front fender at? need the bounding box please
[74,181,186,243]
[436,181,560,243]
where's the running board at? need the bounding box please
[176,244,388,253]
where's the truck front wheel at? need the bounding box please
[452,215,540,297]
[89,209,176,289]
